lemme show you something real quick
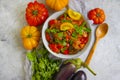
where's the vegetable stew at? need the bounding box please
[45,10,91,55]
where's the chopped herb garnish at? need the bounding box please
[64,13,67,18]
[83,27,91,32]
[61,47,67,52]
[61,20,72,23]
[46,28,60,34]
[69,39,73,45]
[72,32,77,38]
[73,22,91,35]
[57,32,64,38]
[54,38,66,46]
[62,40,67,46]
[80,22,86,27]
[46,29,51,33]
[55,39,61,43]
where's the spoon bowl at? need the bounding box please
[96,23,108,39]
[85,23,108,65]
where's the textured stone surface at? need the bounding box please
[0,0,120,80]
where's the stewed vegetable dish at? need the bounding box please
[45,9,91,55]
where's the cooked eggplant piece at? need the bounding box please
[71,70,87,80]
[55,62,76,80]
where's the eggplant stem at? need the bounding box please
[83,63,96,76]
[64,58,96,76]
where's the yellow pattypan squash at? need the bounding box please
[46,0,69,11]
[21,26,40,50]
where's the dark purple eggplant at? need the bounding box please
[55,62,76,80]
[71,70,87,80]
[55,58,96,80]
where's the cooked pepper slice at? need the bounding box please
[67,9,81,20]
[60,22,74,31]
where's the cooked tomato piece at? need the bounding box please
[49,44,60,53]
[72,19,83,26]
[45,32,51,42]
[63,49,69,55]
[58,14,65,20]
[49,19,57,26]
[80,37,88,44]
[57,44,64,49]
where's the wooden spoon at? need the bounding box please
[85,23,108,65]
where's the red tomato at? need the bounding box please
[88,8,105,24]
[26,1,49,26]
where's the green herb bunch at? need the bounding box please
[27,47,61,80]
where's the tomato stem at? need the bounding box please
[32,10,38,16]
[96,13,101,17]
[27,34,32,38]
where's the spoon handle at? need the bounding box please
[85,39,99,65]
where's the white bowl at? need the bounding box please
[42,10,91,59]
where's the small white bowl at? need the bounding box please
[42,10,91,59]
